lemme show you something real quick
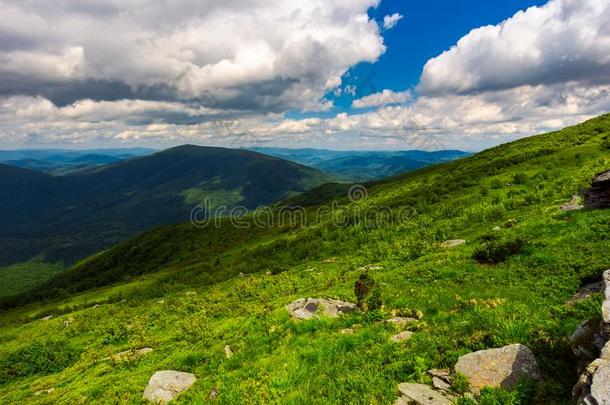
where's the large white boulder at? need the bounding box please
[142,370,197,404]
[454,344,541,393]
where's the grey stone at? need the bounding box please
[560,195,584,211]
[454,344,541,393]
[591,362,610,404]
[441,239,466,248]
[286,298,356,320]
[224,345,234,359]
[142,370,197,404]
[394,383,453,405]
[390,331,414,342]
[386,317,417,328]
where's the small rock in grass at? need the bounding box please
[113,347,153,363]
[209,387,218,401]
[340,328,354,335]
[385,317,417,328]
[224,345,234,358]
[40,315,53,321]
[34,388,54,396]
[454,344,541,394]
[142,370,197,404]
[560,195,584,211]
[286,298,356,320]
[440,239,466,248]
[265,271,272,275]
[394,383,453,405]
[390,331,413,342]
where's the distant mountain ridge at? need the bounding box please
[250,147,470,181]
[0,145,332,266]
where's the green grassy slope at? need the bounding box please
[0,262,65,299]
[0,115,610,403]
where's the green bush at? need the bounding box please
[354,273,382,311]
[0,339,81,383]
[473,236,527,264]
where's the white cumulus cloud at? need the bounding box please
[383,13,403,30]
[352,89,411,108]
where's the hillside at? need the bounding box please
[0,146,332,269]
[250,148,470,181]
[0,115,609,403]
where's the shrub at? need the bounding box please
[0,339,81,383]
[354,273,382,311]
[473,236,527,264]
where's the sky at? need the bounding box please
[1,0,610,151]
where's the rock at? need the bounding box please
[340,328,354,335]
[142,370,197,404]
[40,315,53,321]
[386,317,417,328]
[224,345,234,358]
[285,298,356,320]
[432,377,452,393]
[441,239,466,248]
[34,388,54,396]
[113,347,153,362]
[394,383,453,405]
[590,362,610,403]
[570,320,599,359]
[209,387,218,401]
[454,344,541,393]
[492,226,502,231]
[567,281,604,305]
[584,170,610,209]
[560,195,584,211]
[265,271,272,275]
[390,331,414,342]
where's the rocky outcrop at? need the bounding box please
[454,344,541,394]
[142,370,197,404]
[390,331,413,343]
[394,383,453,405]
[584,170,610,209]
[573,269,610,404]
[285,298,356,320]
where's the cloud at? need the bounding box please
[383,13,403,30]
[352,89,411,108]
[418,0,610,95]
[0,0,386,113]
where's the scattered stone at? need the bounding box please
[584,170,610,209]
[224,345,234,359]
[590,362,610,403]
[560,195,584,211]
[432,376,452,393]
[113,347,153,363]
[265,271,272,275]
[40,315,53,321]
[239,272,245,277]
[157,300,165,304]
[390,331,414,343]
[142,370,197,404]
[394,383,453,405]
[63,318,73,327]
[34,388,54,396]
[567,281,604,305]
[285,298,356,320]
[385,317,417,328]
[454,344,541,393]
[93,304,101,308]
[340,328,354,335]
[492,226,502,231]
[209,387,218,401]
[441,239,466,248]
[570,320,601,360]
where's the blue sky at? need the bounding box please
[320,0,548,116]
[1,0,609,150]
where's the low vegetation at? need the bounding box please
[0,115,609,403]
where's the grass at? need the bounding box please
[0,262,65,299]
[0,114,609,403]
